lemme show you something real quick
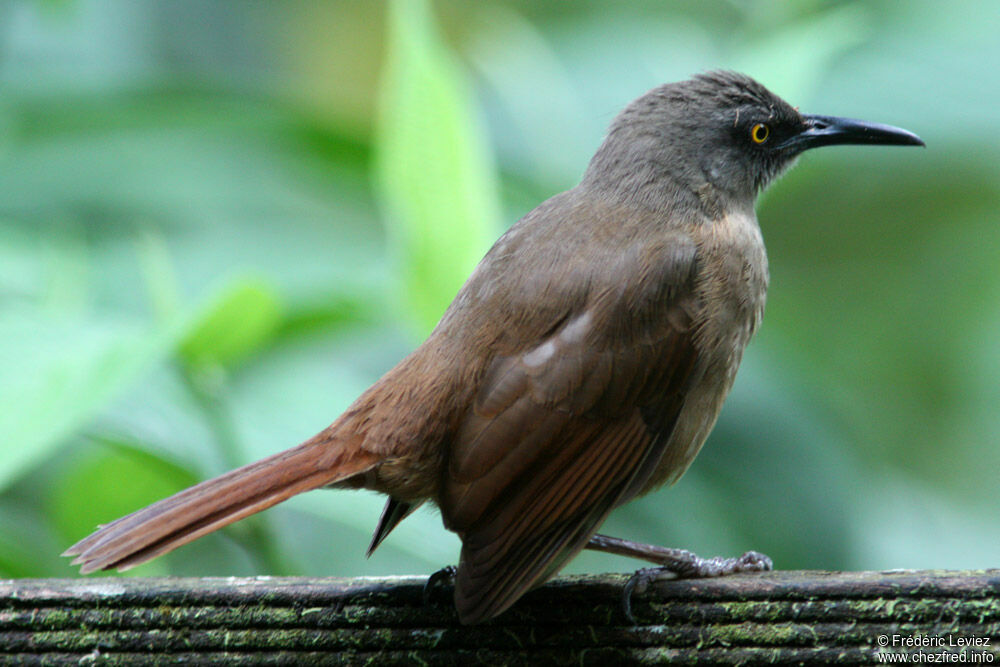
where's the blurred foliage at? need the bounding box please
[375,0,500,335]
[0,0,997,582]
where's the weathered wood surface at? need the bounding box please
[2,570,998,665]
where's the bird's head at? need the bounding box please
[583,71,923,214]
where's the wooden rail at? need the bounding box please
[2,570,998,664]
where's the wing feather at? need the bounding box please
[440,224,702,624]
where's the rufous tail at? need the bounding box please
[64,430,378,573]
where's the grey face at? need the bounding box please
[584,71,923,210]
[696,88,808,195]
[685,71,923,196]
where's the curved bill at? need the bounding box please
[781,114,925,152]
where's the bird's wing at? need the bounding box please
[441,232,702,624]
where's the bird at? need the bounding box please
[65,71,924,624]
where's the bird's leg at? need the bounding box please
[587,533,772,577]
[586,534,772,622]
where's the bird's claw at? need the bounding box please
[422,565,457,607]
[621,566,661,623]
[730,550,772,574]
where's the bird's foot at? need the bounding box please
[422,565,457,607]
[620,551,772,621]
[586,535,772,622]
[637,547,773,579]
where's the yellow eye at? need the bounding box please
[751,123,770,144]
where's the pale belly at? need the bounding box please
[641,209,768,492]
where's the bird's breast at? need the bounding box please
[641,209,769,491]
[692,209,769,363]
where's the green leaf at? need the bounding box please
[0,502,56,578]
[179,277,284,371]
[0,310,184,492]
[374,0,501,336]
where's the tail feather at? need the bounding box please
[64,432,378,573]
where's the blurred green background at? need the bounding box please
[1,0,997,581]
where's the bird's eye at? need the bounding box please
[751,123,770,144]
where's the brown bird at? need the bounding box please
[65,71,923,624]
